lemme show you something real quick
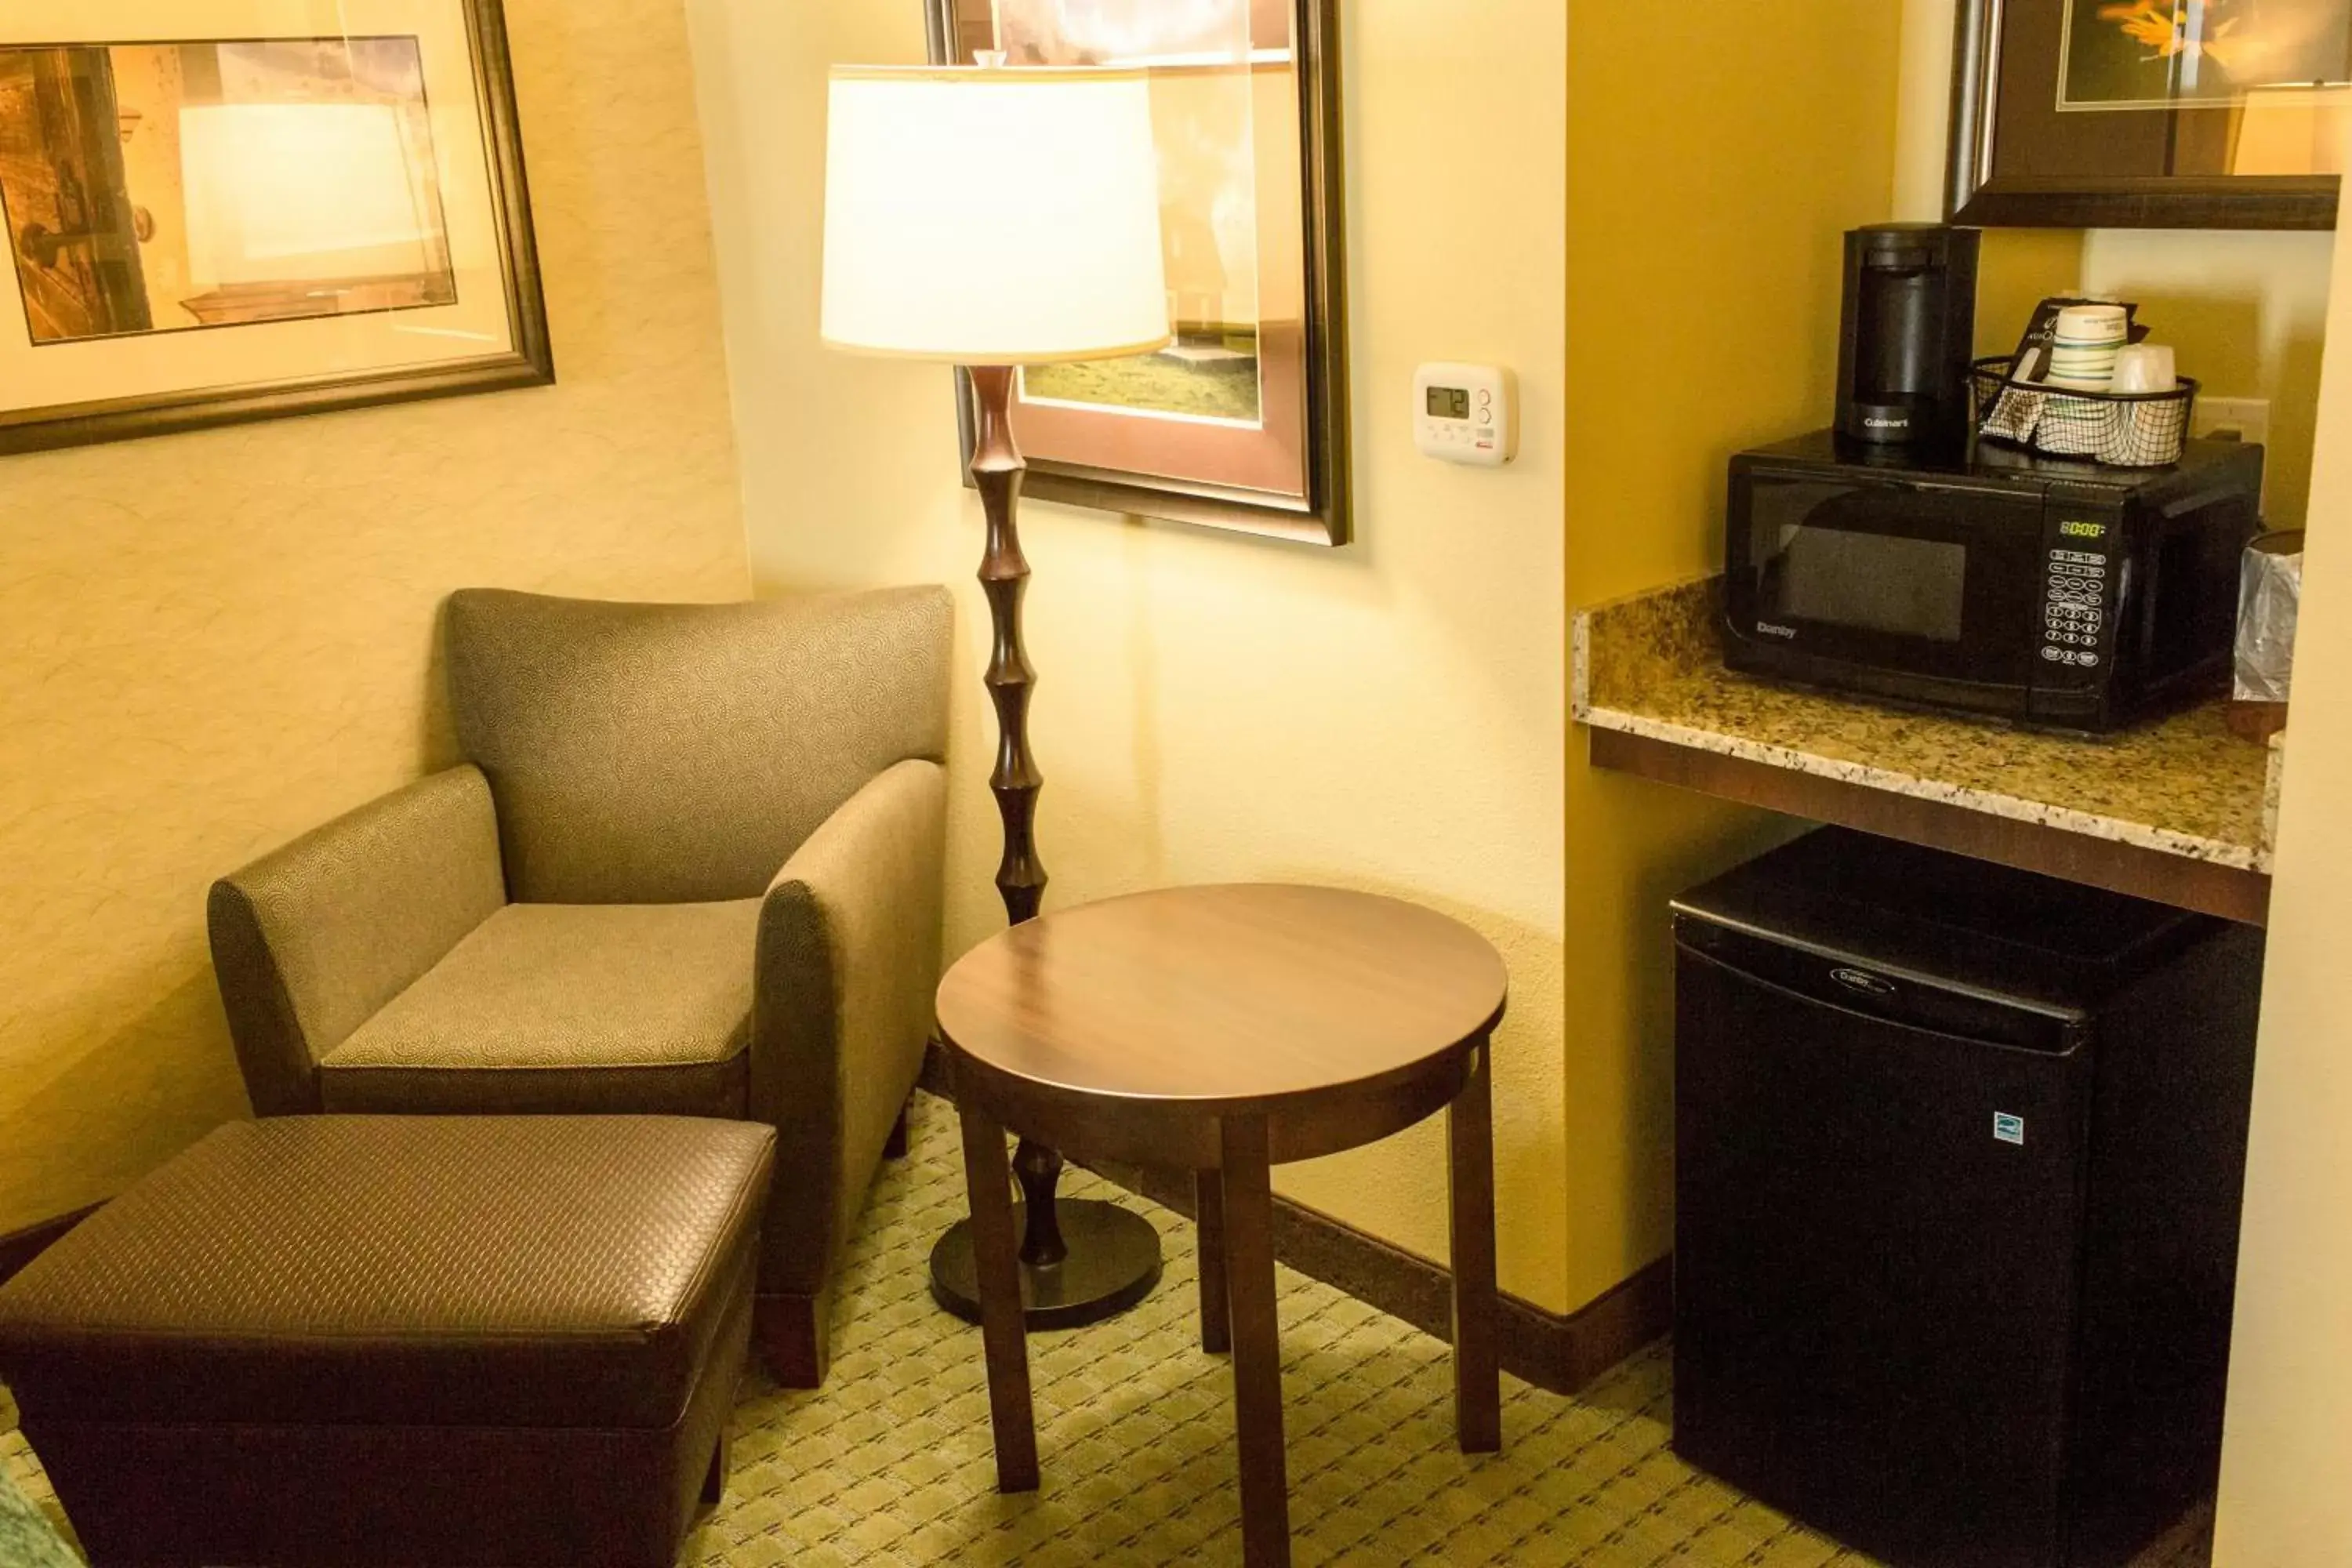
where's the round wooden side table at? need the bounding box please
[937,884,1510,1568]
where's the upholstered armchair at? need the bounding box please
[207,586,951,1387]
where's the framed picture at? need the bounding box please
[924,0,1350,546]
[0,0,550,458]
[1951,0,2350,228]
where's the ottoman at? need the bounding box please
[0,1115,775,1568]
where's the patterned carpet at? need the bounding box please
[2,1092,2215,1566]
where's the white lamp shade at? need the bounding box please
[821,66,1171,365]
[180,103,437,288]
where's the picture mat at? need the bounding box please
[0,0,513,419]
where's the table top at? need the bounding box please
[935,884,1508,1113]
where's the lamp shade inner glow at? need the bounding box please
[180,103,437,288]
[821,66,1171,365]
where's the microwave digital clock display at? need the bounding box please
[2060,521,2107,540]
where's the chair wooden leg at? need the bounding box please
[958,1096,1038,1492]
[1219,1115,1291,1568]
[701,1426,731,1509]
[883,1102,912,1160]
[1448,1037,1502,1454]
[755,1292,830,1389]
[1197,1167,1231,1354]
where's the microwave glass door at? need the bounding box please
[1740,477,2046,689]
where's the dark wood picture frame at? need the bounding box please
[0,0,552,459]
[924,0,1352,547]
[1949,0,2343,230]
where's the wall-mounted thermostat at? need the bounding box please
[1414,362,1517,466]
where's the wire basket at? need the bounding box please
[1971,355,2198,467]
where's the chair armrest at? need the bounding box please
[208,765,506,1116]
[750,757,948,1296]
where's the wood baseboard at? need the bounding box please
[0,1202,101,1288]
[916,1046,1670,1395]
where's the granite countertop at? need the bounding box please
[1572,576,2281,873]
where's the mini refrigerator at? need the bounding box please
[1670,828,2263,1568]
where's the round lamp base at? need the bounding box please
[928,1199,1163,1330]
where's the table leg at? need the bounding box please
[1196,1168,1231,1355]
[1449,1037,1502,1454]
[1219,1116,1290,1568]
[957,1098,1039,1492]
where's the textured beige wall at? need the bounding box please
[0,0,750,1234]
[2212,131,2352,1568]
[690,1,1577,1311]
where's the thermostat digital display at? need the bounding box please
[1413,362,1517,468]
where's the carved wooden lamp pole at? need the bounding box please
[820,60,1169,1327]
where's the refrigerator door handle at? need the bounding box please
[1675,939,2086,1060]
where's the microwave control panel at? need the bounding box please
[2041,518,2114,673]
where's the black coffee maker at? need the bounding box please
[1836,223,1980,453]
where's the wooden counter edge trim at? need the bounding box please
[1588,724,2272,927]
[913,1054,1670,1394]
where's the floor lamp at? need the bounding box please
[820,60,1169,1327]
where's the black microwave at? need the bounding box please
[1723,431,2263,732]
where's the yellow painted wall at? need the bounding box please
[690,1,1578,1311]
[1896,0,2337,525]
[2212,135,2352,1568]
[1562,4,1907,1305]
[0,0,749,1235]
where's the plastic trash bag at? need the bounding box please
[2235,532,2303,705]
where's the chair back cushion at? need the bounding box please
[447,586,951,903]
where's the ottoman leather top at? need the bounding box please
[0,1116,774,1431]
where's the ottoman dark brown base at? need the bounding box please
[0,1116,775,1568]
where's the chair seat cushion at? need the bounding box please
[319,900,760,1116]
[0,1116,775,1430]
